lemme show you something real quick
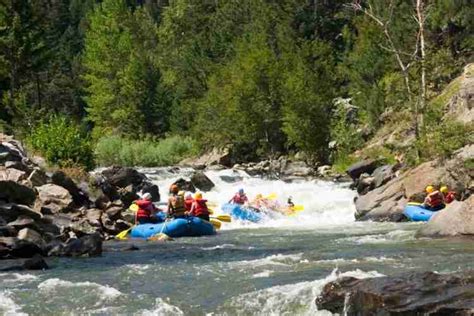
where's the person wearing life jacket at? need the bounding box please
[167,185,187,218]
[188,192,210,221]
[229,188,248,205]
[440,186,456,204]
[135,192,161,224]
[184,192,193,212]
[423,185,445,211]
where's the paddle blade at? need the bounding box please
[116,228,131,240]
[265,193,277,200]
[208,207,215,215]
[214,214,232,222]
[210,219,222,230]
[129,204,139,212]
[292,204,304,211]
[407,202,422,206]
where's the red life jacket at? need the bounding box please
[232,193,248,205]
[184,197,193,211]
[191,199,209,217]
[444,191,456,204]
[426,191,444,208]
[135,199,154,219]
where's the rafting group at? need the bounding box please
[403,185,457,222]
[117,186,303,240]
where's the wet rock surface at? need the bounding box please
[417,195,474,237]
[316,271,474,315]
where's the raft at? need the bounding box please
[221,203,262,222]
[403,204,435,222]
[130,217,216,238]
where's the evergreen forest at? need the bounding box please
[0,0,472,169]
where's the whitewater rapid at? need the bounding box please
[142,167,357,230]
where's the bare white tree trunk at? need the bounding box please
[416,0,426,134]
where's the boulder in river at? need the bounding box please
[97,167,160,206]
[52,170,90,207]
[416,195,474,237]
[316,271,474,315]
[173,178,196,193]
[47,232,102,257]
[35,184,74,214]
[190,171,215,191]
[0,179,36,205]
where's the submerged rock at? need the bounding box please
[416,195,474,237]
[316,271,474,315]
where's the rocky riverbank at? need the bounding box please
[316,270,474,314]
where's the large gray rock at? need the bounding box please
[97,167,160,206]
[0,180,36,205]
[173,178,196,193]
[52,171,90,206]
[47,233,102,257]
[7,215,36,229]
[371,164,396,188]
[281,161,313,177]
[445,63,474,124]
[0,203,42,222]
[180,147,232,167]
[316,271,474,315]
[346,159,378,181]
[27,168,48,187]
[0,237,44,258]
[190,171,215,191]
[416,195,474,237]
[17,228,46,249]
[0,167,27,182]
[35,184,73,214]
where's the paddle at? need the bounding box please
[265,193,277,200]
[291,204,304,211]
[211,214,232,222]
[210,218,222,230]
[116,227,132,240]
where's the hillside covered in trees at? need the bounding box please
[0,0,472,169]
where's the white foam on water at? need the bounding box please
[201,243,236,251]
[124,264,151,275]
[137,298,184,316]
[224,269,384,315]
[252,270,274,278]
[0,291,27,316]
[338,229,416,244]
[147,168,356,231]
[38,278,123,302]
[0,273,38,284]
[229,253,304,268]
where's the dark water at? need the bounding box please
[1,223,473,315]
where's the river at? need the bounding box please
[1,168,473,315]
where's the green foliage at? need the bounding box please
[94,135,199,167]
[27,116,94,169]
[83,0,169,137]
[416,120,474,161]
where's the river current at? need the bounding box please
[1,168,473,315]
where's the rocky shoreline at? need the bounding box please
[316,270,474,314]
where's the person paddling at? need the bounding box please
[229,188,248,205]
[423,185,445,211]
[135,193,162,224]
[188,192,210,221]
[440,186,456,204]
[167,185,187,219]
[184,192,193,212]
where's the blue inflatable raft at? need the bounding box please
[130,217,216,238]
[403,204,435,222]
[221,203,262,222]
